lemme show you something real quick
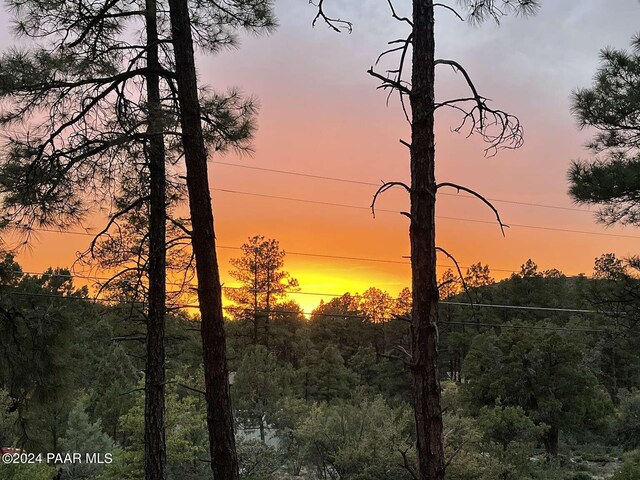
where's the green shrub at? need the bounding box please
[611,450,640,480]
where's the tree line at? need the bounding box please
[3,239,640,478]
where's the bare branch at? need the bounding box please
[386,0,413,26]
[168,217,192,236]
[371,181,411,218]
[111,335,146,342]
[434,3,464,21]
[436,182,508,235]
[435,59,524,154]
[392,344,413,360]
[399,211,415,222]
[435,247,473,307]
[399,448,418,480]
[176,382,206,396]
[89,196,150,255]
[310,0,353,33]
[367,68,411,95]
[120,387,144,396]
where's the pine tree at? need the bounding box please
[0,2,274,477]
[165,2,274,478]
[569,34,640,226]
[59,401,118,480]
[227,235,299,346]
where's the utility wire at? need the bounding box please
[14,270,613,323]
[5,222,619,275]
[0,287,620,317]
[2,289,609,333]
[441,301,601,314]
[212,187,640,240]
[8,231,507,270]
[210,161,592,214]
[442,321,606,333]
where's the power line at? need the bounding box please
[441,301,600,314]
[7,199,631,272]
[0,289,129,305]
[9,223,610,277]
[17,271,618,318]
[10,226,95,237]
[211,161,379,187]
[210,161,592,214]
[212,187,640,240]
[0,286,614,317]
[171,301,628,322]
[442,321,605,333]
[10,229,415,265]
[178,307,611,333]
[15,271,604,311]
[0,289,610,333]
[214,188,395,213]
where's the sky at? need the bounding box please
[1,1,640,312]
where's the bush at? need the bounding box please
[237,438,281,480]
[0,463,56,480]
[611,450,640,480]
[616,391,640,450]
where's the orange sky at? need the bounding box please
[3,1,640,313]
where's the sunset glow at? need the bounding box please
[4,1,640,313]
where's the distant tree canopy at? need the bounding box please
[3,248,640,478]
[226,235,299,346]
[462,329,612,456]
[569,33,640,225]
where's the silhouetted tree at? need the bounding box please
[166,1,274,478]
[311,1,538,478]
[0,3,171,476]
[0,1,270,478]
[569,34,640,226]
[227,235,299,346]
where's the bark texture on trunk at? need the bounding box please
[167,1,240,478]
[144,0,167,478]
[410,1,446,479]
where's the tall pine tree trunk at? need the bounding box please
[167,1,240,478]
[410,1,446,479]
[144,0,167,478]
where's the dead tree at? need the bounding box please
[313,1,537,478]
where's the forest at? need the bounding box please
[1,0,640,479]
[2,245,640,479]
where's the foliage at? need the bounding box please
[615,390,640,450]
[462,329,613,455]
[236,438,281,480]
[476,404,538,450]
[232,345,295,439]
[294,394,415,480]
[569,34,640,226]
[0,269,90,450]
[0,253,637,478]
[611,450,640,480]
[298,344,358,402]
[227,235,299,345]
[0,462,56,480]
[58,400,118,480]
[105,382,209,480]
